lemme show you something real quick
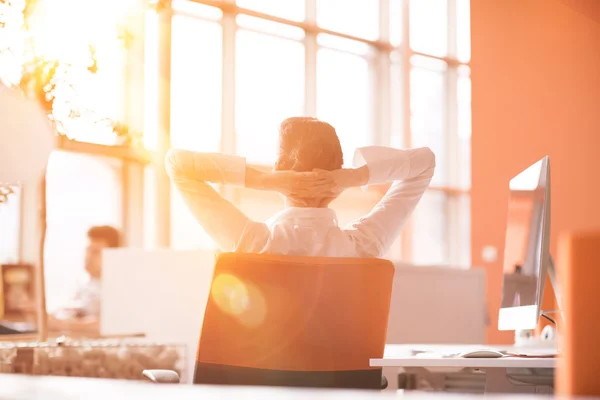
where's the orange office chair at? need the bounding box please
[144,252,395,389]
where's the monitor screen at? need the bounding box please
[498,157,550,331]
[501,190,542,308]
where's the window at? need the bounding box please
[457,65,472,189]
[409,0,448,57]
[317,41,371,166]
[170,15,222,152]
[410,55,447,186]
[317,0,379,40]
[411,191,449,265]
[21,0,129,145]
[236,0,305,21]
[236,22,304,164]
[169,12,223,250]
[146,0,471,265]
[44,151,122,311]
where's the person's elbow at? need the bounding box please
[414,147,436,178]
[419,147,436,169]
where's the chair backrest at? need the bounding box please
[557,231,600,397]
[194,253,395,389]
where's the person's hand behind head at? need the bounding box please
[312,167,370,197]
[265,170,335,199]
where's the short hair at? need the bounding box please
[87,225,121,248]
[275,117,343,172]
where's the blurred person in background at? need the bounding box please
[47,225,121,336]
[166,117,435,258]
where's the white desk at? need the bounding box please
[371,344,557,394]
[0,374,567,400]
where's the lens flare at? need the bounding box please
[210,274,267,327]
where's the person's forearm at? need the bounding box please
[244,167,268,190]
[352,165,370,187]
[165,149,246,186]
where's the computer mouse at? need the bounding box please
[459,350,505,358]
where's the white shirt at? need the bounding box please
[58,279,101,319]
[166,146,435,258]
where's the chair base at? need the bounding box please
[193,362,385,390]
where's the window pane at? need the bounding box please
[317,49,370,166]
[44,151,122,312]
[236,31,304,165]
[51,44,125,145]
[317,0,379,41]
[237,15,305,40]
[237,0,305,21]
[390,59,404,148]
[410,56,447,185]
[457,66,471,189]
[389,0,404,47]
[0,186,21,264]
[169,16,223,250]
[409,0,448,57]
[450,193,471,267]
[456,0,471,62]
[25,0,129,145]
[172,0,223,19]
[411,191,448,265]
[317,33,372,56]
[171,16,222,152]
[143,11,159,150]
[171,183,218,251]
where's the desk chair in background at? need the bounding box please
[145,253,395,389]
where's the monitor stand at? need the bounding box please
[546,255,564,325]
[514,255,563,349]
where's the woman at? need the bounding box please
[166,117,435,258]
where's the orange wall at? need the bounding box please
[471,0,600,343]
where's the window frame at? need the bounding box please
[149,0,470,265]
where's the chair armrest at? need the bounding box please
[142,369,181,384]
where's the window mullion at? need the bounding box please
[447,0,463,266]
[221,14,237,156]
[123,1,147,248]
[156,1,173,247]
[378,0,390,42]
[122,161,145,247]
[220,9,237,203]
[447,0,458,59]
[305,0,317,116]
[400,0,413,262]
[373,52,390,146]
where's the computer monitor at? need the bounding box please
[498,156,561,331]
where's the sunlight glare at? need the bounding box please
[210,274,267,327]
[27,0,137,61]
[211,274,249,316]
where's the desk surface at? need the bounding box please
[0,374,571,400]
[371,344,557,369]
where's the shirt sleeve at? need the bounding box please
[343,146,436,257]
[165,149,271,252]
